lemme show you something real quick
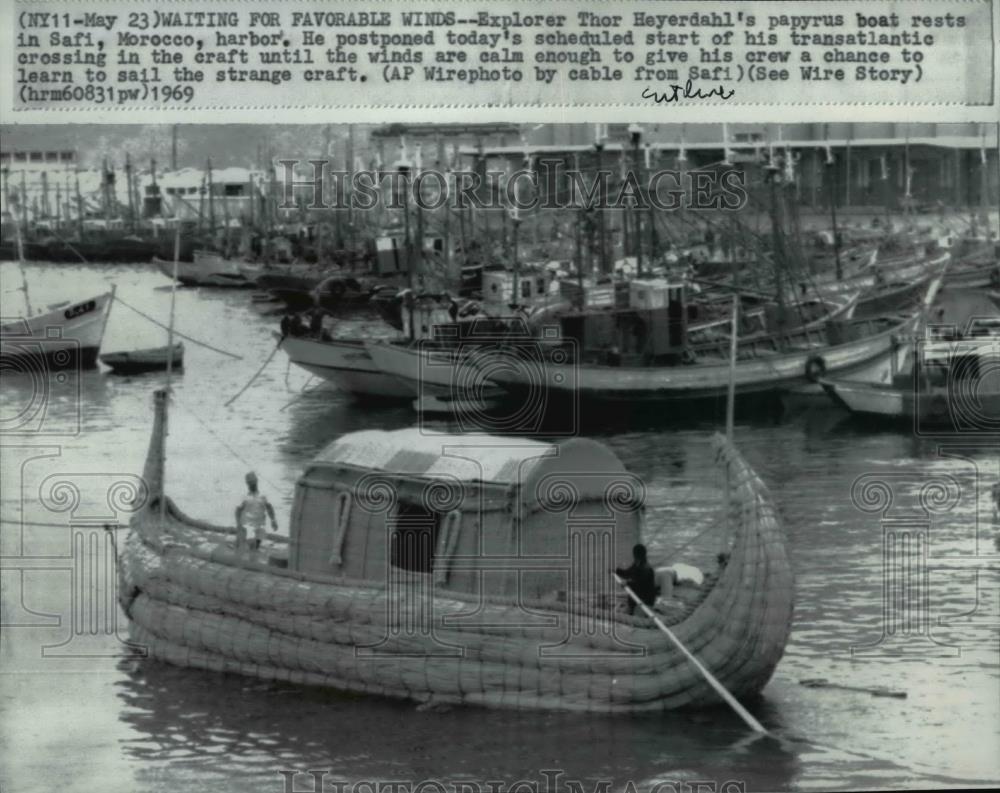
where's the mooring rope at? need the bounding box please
[170,396,284,494]
[223,342,280,407]
[278,378,327,412]
[112,294,243,360]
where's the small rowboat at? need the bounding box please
[120,390,793,713]
[100,343,184,374]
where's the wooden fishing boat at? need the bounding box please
[809,251,948,300]
[821,317,1000,427]
[853,271,937,319]
[1,289,114,369]
[100,343,184,374]
[154,251,252,288]
[945,260,1000,290]
[479,275,927,403]
[119,390,793,712]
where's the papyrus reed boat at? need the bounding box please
[120,391,793,712]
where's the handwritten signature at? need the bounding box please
[642,80,735,104]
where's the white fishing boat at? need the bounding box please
[822,317,1000,427]
[154,250,251,288]
[1,289,115,370]
[119,390,794,713]
[277,334,415,399]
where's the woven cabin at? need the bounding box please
[288,429,642,600]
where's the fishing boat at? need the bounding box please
[821,317,1000,428]
[478,277,926,404]
[154,250,252,288]
[853,271,938,318]
[119,389,793,712]
[1,289,115,369]
[277,334,414,399]
[100,343,184,375]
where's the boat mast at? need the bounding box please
[74,170,84,241]
[725,295,740,441]
[824,143,843,281]
[125,153,135,232]
[980,125,992,240]
[14,206,31,317]
[159,226,180,529]
[593,125,609,277]
[629,124,644,279]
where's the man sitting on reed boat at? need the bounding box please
[235,472,277,552]
[615,543,659,615]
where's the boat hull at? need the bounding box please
[279,335,415,399]
[489,314,921,403]
[1,291,113,370]
[100,343,184,374]
[120,432,792,713]
[155,252,252,288]
[822,378,1000,428]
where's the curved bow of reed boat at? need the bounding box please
[121,391,793,712]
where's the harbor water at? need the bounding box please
[2,263,998,791]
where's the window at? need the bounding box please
[328,491,351,566]
[390,502,440,573]
[521,280,532,299]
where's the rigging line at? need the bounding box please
[112,294,243,360]
[169,397,284,494]
[223,342,281,407]
[278,379,329,412]
[0,517,131,530]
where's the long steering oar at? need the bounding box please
[614,573,769,735]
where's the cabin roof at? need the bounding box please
[311,429,628,492]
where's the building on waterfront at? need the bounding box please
[468,122,999,212]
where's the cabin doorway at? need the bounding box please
[390,502,440,573]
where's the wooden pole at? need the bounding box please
[614,574,768,734]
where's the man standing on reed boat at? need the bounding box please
[616,544,659,615]
[235,472,278,551]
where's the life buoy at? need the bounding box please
[805,355,827,382]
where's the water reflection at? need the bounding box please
[114,660,802,789]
